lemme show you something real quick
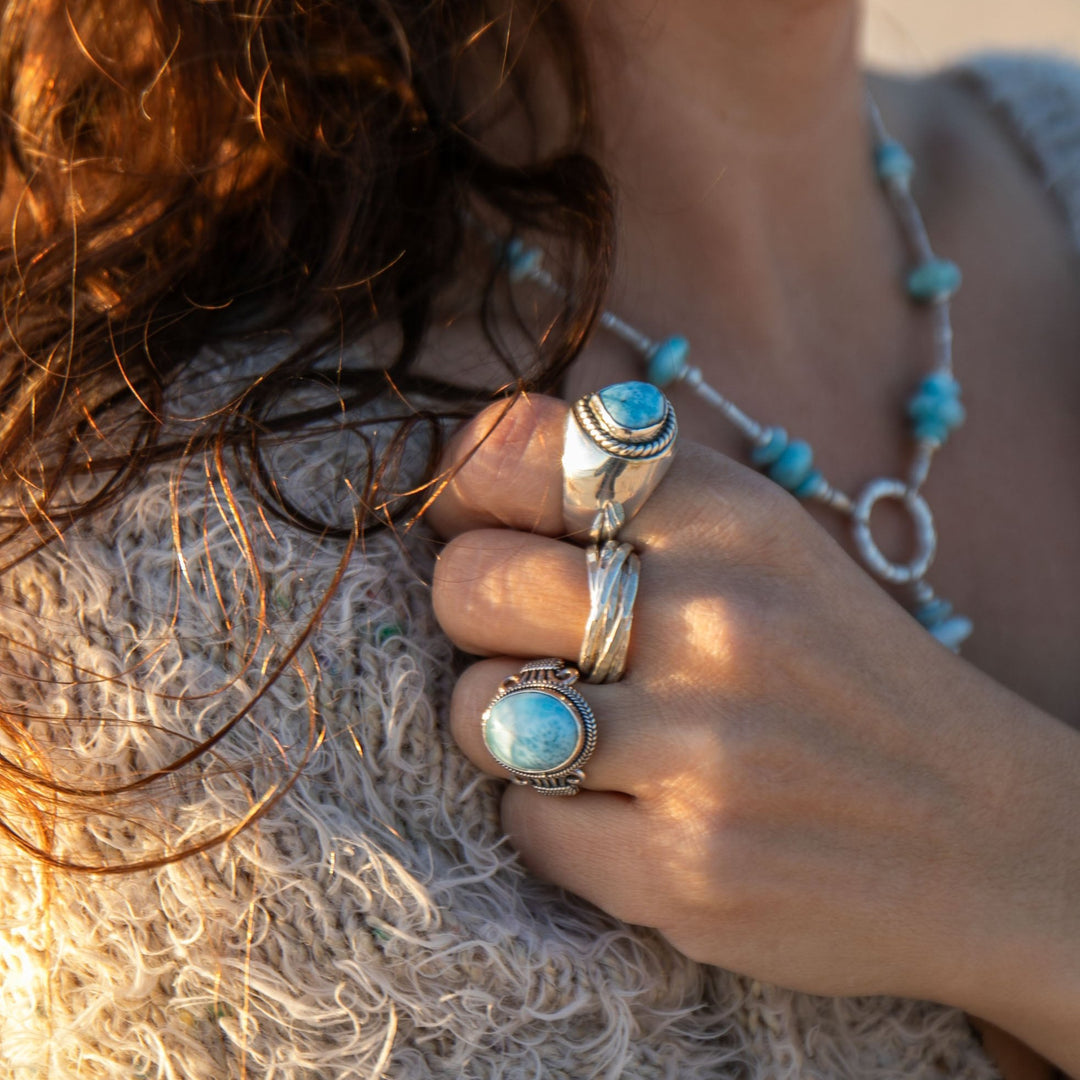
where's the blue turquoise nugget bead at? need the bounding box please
[907,393,940,422]
[908,394,965,428]
[907,373,965,435]
[874,140,914,184]
[750,427,788,466]
[647,336,690,388]
[792,468,826,500]
[920,372,962,399]
[915,598,953,628]
[484,689,582,773]
[931,615,974,652]
[913,416,951,444]
[504,238,542,282]
[906,258,962,303]
[768,439,814,490]
[934,397,966,428]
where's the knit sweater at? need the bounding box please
[0,53,1077,1080]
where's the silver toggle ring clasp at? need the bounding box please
[851,478,937,585]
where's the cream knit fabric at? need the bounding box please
[0,54,1077,1079]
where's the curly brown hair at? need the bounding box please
[0,0,614,869]
[0,0,613,538]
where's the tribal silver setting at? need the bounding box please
[482,659,597,796]
[580,541,640,683]
[563,382,677,544]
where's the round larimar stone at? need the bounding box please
[484,689,584,774]
[596,381,667,436]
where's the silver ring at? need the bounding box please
[563,381,677,544]
[580,541,639,683]
[481,659,596,796]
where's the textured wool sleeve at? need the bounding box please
[959,52,1080,249]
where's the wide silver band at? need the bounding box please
[580,541,640,683]
[562,383,678,544]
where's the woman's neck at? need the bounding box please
[566,0,919,393]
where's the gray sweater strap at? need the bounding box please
[958,52,1080,250]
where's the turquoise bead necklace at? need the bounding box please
[503,96,973,651]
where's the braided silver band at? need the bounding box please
[580,541,640,683]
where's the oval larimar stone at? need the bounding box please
[597,381,667,434]
[484,689,583,774]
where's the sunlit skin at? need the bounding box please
[430,395,1080,1077]
[427,0,1080,1077]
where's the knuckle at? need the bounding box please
[637,806,730,921]
[646,449,802,563]
[726,476,804,555]
[451,396,561,527]
[641,578,743,676]
[666,485,745,549]
[432,533,499,646]
[643,791,764,922]
[461,403,534,500]
[435,530,488,586]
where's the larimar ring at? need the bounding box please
[563,381,677,543]
[482,659,597,796]
[580,541,639,683]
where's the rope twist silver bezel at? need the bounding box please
[573,398,677,459]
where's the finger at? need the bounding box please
[450,658,652,794]
[433,529,587,658]
[426,389,772,558]
[427,393,568,540]
[500,784,663,930]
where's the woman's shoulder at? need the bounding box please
[950,51,1080,245]
[870,53,1080,247]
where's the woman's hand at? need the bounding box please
[428,393,1080,1070]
